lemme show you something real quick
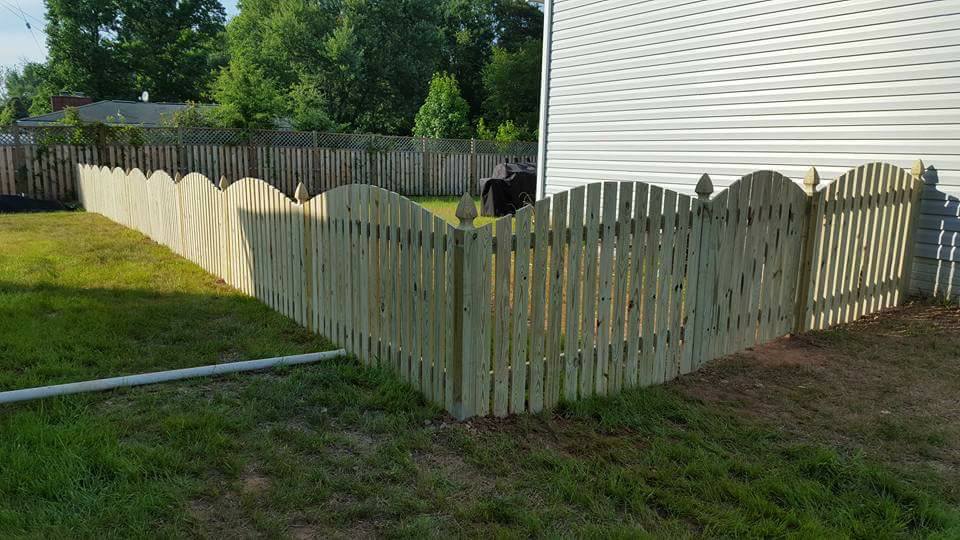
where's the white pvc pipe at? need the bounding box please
[0,349,346,405]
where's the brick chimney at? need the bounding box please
[51,94,93,112]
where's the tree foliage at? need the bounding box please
[214,0,541,136]
[413,73,471,139]
[2,63,54,116]
[38,0,225,103]
[482,39,541,133]
[4,0,542,139]
[209,59,286,130]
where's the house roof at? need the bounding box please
[16,101,215,127]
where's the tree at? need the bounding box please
[2,62,55,116]
[42,0,226,102]
[289,77,339,132]
[438,0,543,122]
[482,38,541,133]
[323,0,444,134]
[0,104,14,126]
[112,0,228,102]
[209,59,286,130]
[160,101,219,128]
[438,0,496,120]
[413,73,471,139]
[218,0,445,134]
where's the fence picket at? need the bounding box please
[578,183,602,396]
[510,207,533,414]
[528,198,551,412]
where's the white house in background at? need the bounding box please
[535,0,960,299]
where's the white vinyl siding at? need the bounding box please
[541,0,960,299]
[542,0,960,197]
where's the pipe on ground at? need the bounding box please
[0,349,346,405]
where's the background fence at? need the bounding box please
[1,126,538,201]
[77,161,924,419]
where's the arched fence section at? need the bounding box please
[77,161,925,419]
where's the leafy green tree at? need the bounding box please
[112,0,227,102]
[325,0,444,134]
[42,0,225,102]
[438,0,496,120]
[0,104,14,126]
[289,77,339,132]
[491,0,543,51]
[160,101,218,128]
[218,0,445,134]
[482,39,541,133]
[438,0,543,123]
[475,117,534,142]
[413,73,471,139]
[209,60,286,130]
[2,62,55,116]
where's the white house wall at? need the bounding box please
[542,0,960,195]
[540,0,960,299]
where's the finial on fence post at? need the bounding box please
[295,181,309,204]
[803,167,820,196]
[174,172,182,183]
[911,159,925,179]
[219,175,230,191]
[695,173,713,200]
[455,192,478,229]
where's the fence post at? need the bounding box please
[95,124,110,169]
[176,127,184,177]
[12,124,27,195]
[900,159,926,299]
[687,174,714,370]
[793,167,821,333]
[450,193,478,419]
[469,138,477,196]
[247,131,258,179]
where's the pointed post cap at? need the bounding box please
[911,159,925,178]
[174,172,182,183]
[695,173,714,200]
[294,181,309,204]
[455,192,478,229]
[803,166,820,195]
[218,175,230,191]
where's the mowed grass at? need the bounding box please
[409,196,496,228]
[0,211,958,538]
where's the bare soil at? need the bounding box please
[673,301,960,501]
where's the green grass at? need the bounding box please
[1,211,958,538]
[410,196,496,228]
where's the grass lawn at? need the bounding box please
[410,196,496,228]
[1,211,958,538]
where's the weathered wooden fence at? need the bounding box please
[77,161,924,419]
[1,127,537,201]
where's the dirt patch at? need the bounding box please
[241,468,270,495]
[674,302,960,498]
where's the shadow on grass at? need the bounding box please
[0,280,334,391]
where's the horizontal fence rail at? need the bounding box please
[77,161,924,419]
[1,126,537,201]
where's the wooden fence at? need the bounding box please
[77,161,924,419]
[1,136,535,202]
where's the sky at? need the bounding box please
[0,0,240,69]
